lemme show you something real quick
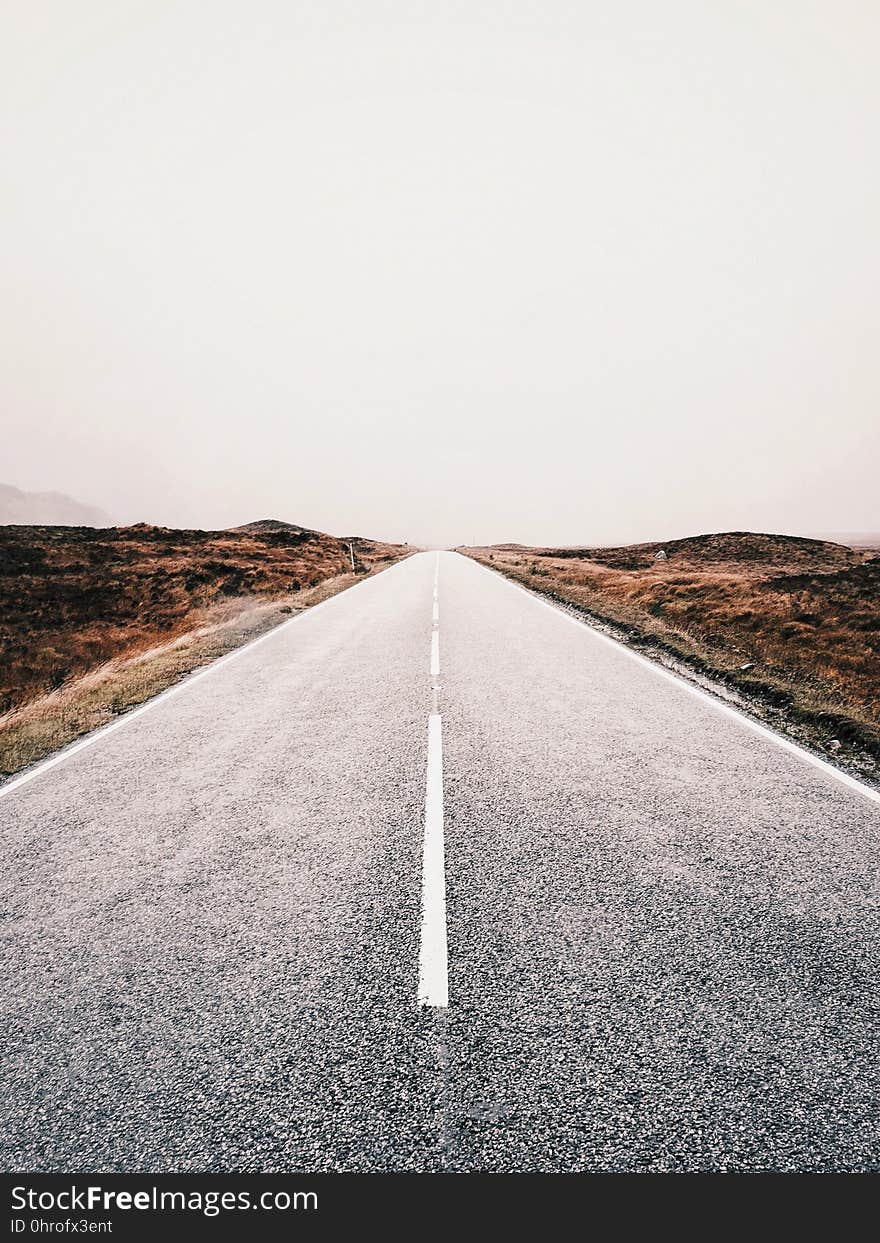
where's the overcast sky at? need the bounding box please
[2,2,878,545]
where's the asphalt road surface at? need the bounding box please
[2,551,878,1172]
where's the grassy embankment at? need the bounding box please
[0,520,410,777]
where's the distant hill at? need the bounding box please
[231,519,319,537]
[531,531,866,572]
[0,483,111,527]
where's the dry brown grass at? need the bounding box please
[464,532,880,773]
[0,523,409,777]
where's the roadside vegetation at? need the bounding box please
[462,532,880,782]
[0,521,409,777]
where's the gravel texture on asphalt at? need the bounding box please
[1,551,877,1171]
[440,553,880,1171]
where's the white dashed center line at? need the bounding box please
[419,552,448,1007]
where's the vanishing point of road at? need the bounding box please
[2,551,878,1171]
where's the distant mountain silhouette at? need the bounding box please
[0,483,111,527]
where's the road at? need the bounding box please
[2,551,878,1172]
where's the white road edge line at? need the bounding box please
[474,556,880,808]
[0,562,406,803]
[418,712,448,1007]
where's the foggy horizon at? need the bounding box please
[3,476,879,550]
[3,2,878,547]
